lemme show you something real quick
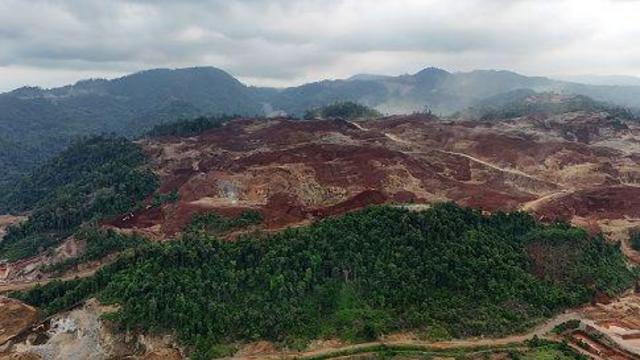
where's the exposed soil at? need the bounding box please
[578,293,640,358]
[103,113,640,239]
[532,185,640,222]
[2,299,181,360]
[0,237,96,294]
[0,297,38,345]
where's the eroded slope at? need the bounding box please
[110,111,640,239]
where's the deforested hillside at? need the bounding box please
[2,103,640,359]
[102,103,640,239]
[4,66,640,192]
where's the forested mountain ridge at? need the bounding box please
[0,136,158,260]
[0,67,264,189]
[3,65,640,190]
[455,90,637,122]
[273,68,640,115]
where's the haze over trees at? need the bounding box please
[456,90,637,122]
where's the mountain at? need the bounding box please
[3,65,640,190]
[455,90,637,122]
[1,104,639,359]
[275,68,640,116]
[6,97,639,260]
[558,74,640,87]
[0,67,265,189]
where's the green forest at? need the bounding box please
[0,136,157,260]
[13,204,635,359]
[145,115,237,138]
[631,230,640,252]
[304,101,382,120]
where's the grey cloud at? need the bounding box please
[0,0,639,90]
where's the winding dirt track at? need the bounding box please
[0,267,98,294]
[348,120,556,187]
[244,311,585,359]
[520,190,572,211]
[438,149,552,184]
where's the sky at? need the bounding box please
[1,0,640,92]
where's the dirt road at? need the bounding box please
[348,120,555,187]
[237,310,585,359]
[520,190,572,211]
[0,266,98,294]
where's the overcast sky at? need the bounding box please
[1,0,640,92]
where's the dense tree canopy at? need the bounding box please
[304,101,382,120]
[0,136,157,260]
[631,231,640,252]
[13,204,635,359]
[145,115,238,138]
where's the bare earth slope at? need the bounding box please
[105,111,640,240]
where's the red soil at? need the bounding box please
[110,114,640,238]
[533,185,640,221]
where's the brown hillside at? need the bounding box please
[104,112,640,238]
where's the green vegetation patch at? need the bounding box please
[304,101,382,120]
[12,204,635,359]
[519,343,587,360]
[183,209,263,236]
[0,136,158,261]
[145,115,236,137]
[458,90,637,122]
[150,190,179,208]
[552,319,581,334]
[630,230,640,252]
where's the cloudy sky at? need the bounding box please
[1,0,640,92]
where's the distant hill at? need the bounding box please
[557,74,640,87]
[273,68,640,116]
[454,90,637,122]
[0,67,265,189]
[303,101,382,120]
[3,65,640,190]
